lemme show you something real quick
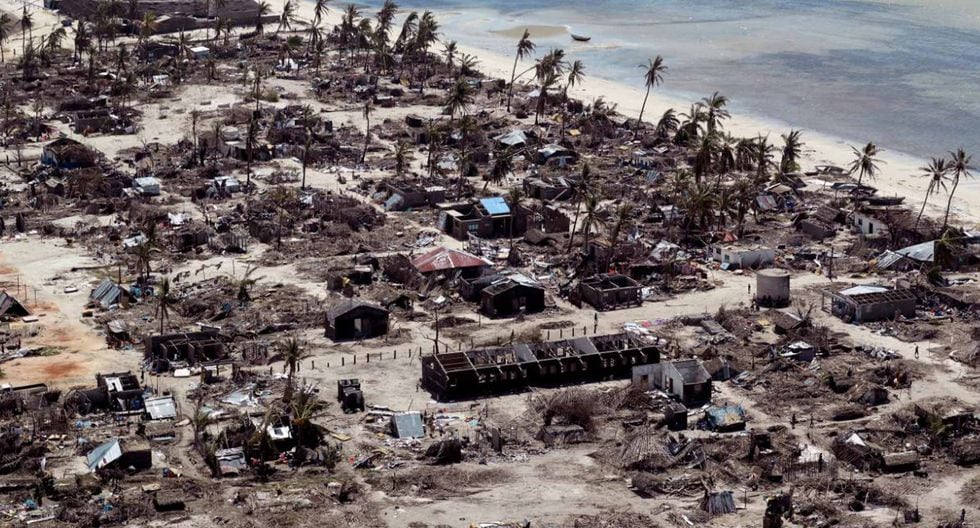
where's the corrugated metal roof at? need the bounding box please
[145,395,177,420]
[412,247,491,274]
[391,412,424,439]
[895,240,935,262]
[87,439,122,471]
[480,197,510,216]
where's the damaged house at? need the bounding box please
[479,274,546,318]
[633,359,712,406]
[824,285,917,324]
[381,180,447,211]
[89,278,135,309]
[144,330,227,372]
[41,137,99,169]
[439,197,525,241]
[711,242,775,269]
[0,292,30,320]
[572,273,643,311]
[325,299,390,341]
[412,246,492,279]
[421,333,660,401]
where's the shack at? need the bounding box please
[823,285,917,324]
[0,292,30,320]
[643,359,713,406]
[41,137,99,169]
[479,275,545,318]
[573,273,642,311]
[324,299,389,341]
[89,278,134,309]
[411,246,491,279]
[711,243,775,269]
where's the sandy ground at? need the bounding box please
[0,237,141,388]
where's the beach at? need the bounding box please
[313,0,980,226]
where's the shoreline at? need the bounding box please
[306,2,978,226]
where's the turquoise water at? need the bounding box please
[357,0,980,159]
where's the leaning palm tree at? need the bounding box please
[654,108,679,140]
[915,157,948,230]
[780,129,804,173]
[637,55,666,125]
[235,265,261,306]
[313,0,330,26]
[444,78,473,122]
[942,148,973,230]
[848,141,882,187]
[534,71,559,125]
[560,59,585,138]
[507,29,535,112]
[281,337,310,401]
[155,277,177,334]
[0,13,12,63]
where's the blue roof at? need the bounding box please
[480,197,510,215]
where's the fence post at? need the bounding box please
[393,349,397,359]
[571,327,575,337]
[367,353,370,363]
[342,357,345,366]
[353,355,356,365]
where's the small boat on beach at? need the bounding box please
[570,33,591,42]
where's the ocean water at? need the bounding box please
[354,0,980,161]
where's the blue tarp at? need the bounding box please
[391,412,425,439]
[480,197,510,216]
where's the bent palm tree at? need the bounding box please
[507,29,535,112]
[942,148,973,230]
[0,13,12,63]
[637,55,666,125]
[915,157,948,230]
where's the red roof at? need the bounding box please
[412,247,492,274]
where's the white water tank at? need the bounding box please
[756,268,791,307]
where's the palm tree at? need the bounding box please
[654,108,679,140]
[255,1,272,34]
[700,92,730,133]
[0,13,14,63]
[507,29,535,112]
[560,59,585,138]
[444,78,473,122]
[361,101,372,163]
[155,277,176,334]
[567,162,593,251]
[534,71,559,125]
[579,193,602,254]
[281,337,310,401]
[848,141,882,187]
[637,55,666,126]
[414,11,439,93]
[483,147,513,191]
[20,8,33,57]
[191,405,213,451]
[394,141,411,178]
[276,0,297,34]
[442,39,457,76]
[754,135,776,183]
[313,0,330,26]
[245,116,258,189]
[289,387,324,448]
[780,129,804,173]
[915,157,948,230]
[606,203,634,271]
[506,186,523,252]
[234,265,260,306]
[693,132,718,184]
[942,148,973,230]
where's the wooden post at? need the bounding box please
[342,357,345,366]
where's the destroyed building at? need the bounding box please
[479,275,546,318]
[711,243,775,269]
[824,285,917,324]
[439,197,524,240]
[411,246,492,279]
[41,137,99,169]
[144,330,227,372]
[573,273,643,311]
[0,292,30,320]
[421,333,660,401]
[633,359,712,406]
[324,299,390,341]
